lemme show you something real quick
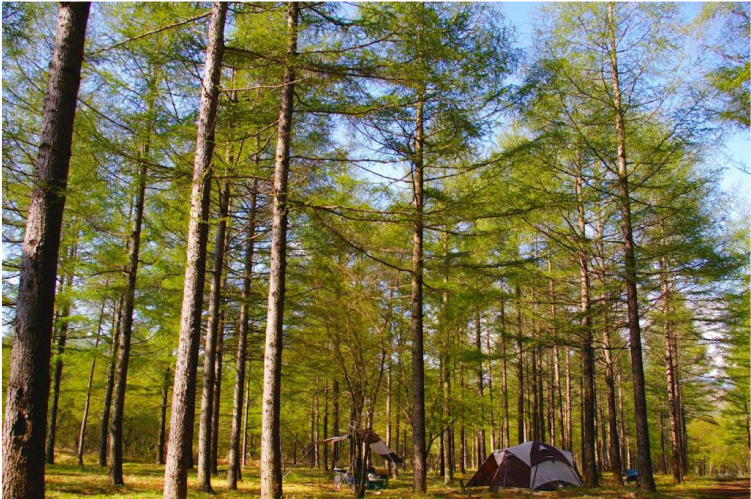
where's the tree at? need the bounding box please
[260,4,299,498]
[2,4,90,498]
[163,4,227,499]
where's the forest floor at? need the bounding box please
[46,453,749,499]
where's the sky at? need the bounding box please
[500,1,750,207]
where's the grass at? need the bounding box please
[45,453,749,499]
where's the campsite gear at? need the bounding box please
[625,469,639,482]
[466,441,583,491]
[318,429,403,465]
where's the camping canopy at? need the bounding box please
[466,441,582,491]
[318,429,403,464]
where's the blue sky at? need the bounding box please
[500,2,750,206]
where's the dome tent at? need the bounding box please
[466,441,583,491]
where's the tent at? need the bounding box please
[466,441,582,491]
[319,429,403,465]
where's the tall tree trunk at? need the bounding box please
[602,315,623,481]
[211,319,224,474]
[332,379,340,470]
[260,5,299,498]
[241,371,251,468]
[487,325,495,452]
[576,160,598,487]
[500,298,510,448]
[441,235,453,484]
[660,249,682,484]
[565,348,572,451]
[323,382,329,472]
[606,3,656,491]
[109,89,154,485]
[410,92,427,493]
[77,298,107,465]
[163,4,227,498]
[2,5,89,498]
[100,298,123,466]
[659,409,668,474]
[617,364,631,469]
[228,180,258,488]
[47,243,77,465]
[197,181,231,492]
[597,215,622,481]
[515,285,525,444]
[475,313,486,461]
[157,366,171,465]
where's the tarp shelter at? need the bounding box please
[466,441,582,491]
[319,429,403,465]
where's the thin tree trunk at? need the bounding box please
[441,236,453,483]
[100,298,123,467]
[515,285,525,445]
[410,91,427,494]
[260,6,299,498]
[602,315,623,481]
[500,298,510,448]
[109,86,154,485]
[606,3,655,491]
[157,366,171,465]
[47,245,76,465]
[617,365,631,469]
[565,348,572,451]
[332,379,340,470]
[576,160,598,487]
[197,181,231,492]
[163,5,227,498]
[659,409,668,474]
[77,298,107,465]
[2,5,89,498]
[475,313,486,461]
[323,381,329,472]
[241,371,251,469]
[211,319,224,475]
[660,249,682,484]
[228,180,258,488]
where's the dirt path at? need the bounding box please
[696,478,750,498]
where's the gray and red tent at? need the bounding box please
[466,441,582,491]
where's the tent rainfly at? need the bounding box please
[318,429,403,465]
[466,441,583,491]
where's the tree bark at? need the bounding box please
[260,5,299,498]
[163,4,227,498]
[100,298,123,466]
[228,179,258,489]
[157,366,171,465]
[1,5,89,498]
[77,298,107,465]
[197,181,231,492]
[109,90,153,485]
[606,3,656,492]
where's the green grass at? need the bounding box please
[45,453,748,499]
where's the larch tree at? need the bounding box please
[259,4,300,498]
[1,4,90,499]
[163,3,227,499]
